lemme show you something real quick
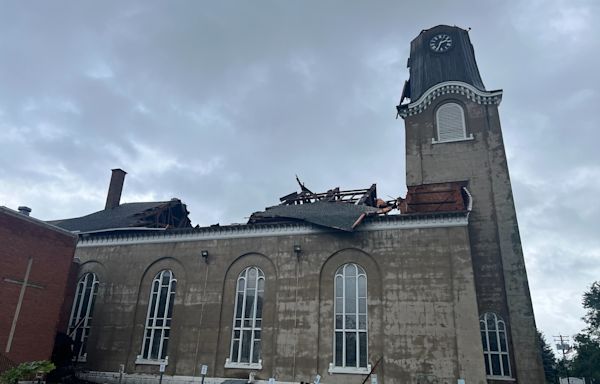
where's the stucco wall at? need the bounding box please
[404,93,545,383]
[74,223,487,384]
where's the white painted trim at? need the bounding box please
[134,357,167,366]
[432,133,474,144]
[223,358,263,370]
[485,376,515,381]
[77,214,469,248]
[328,363,371,374]
[397,81,503,118]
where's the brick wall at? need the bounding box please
[0,208,77,364]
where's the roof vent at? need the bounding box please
[18,206,32,216]
[105,168,127,210]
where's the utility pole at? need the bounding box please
[554,335,572,384]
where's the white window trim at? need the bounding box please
[224,358,263,370]
[135,356,168,366]
[228,267,265,366]
[332,263,369,371]
[68,272,99,362]
[328,363,372,375]
[76,355,87,363]
[434,102,470,143]
[481,312,512,379]
[140,270,176,361]
[432,133,474,144]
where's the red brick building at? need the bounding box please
[0,206,77,366]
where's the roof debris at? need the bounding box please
[249,179,471,232]
[49,199,192,233]
[249,177,398,231]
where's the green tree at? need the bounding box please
[570,281,600,382]
[538,331,558,383]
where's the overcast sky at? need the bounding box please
[1,0,599,350]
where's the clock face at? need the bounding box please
[429,33,453,53]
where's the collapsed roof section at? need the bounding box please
[49,169,192,234]
[249,177,471,232]
[50,199,192,233]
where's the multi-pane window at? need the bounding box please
[140,270,176,361]
[480,312,511,377]
[68,273,99,361]
[333,263,368,370]
[435,102,468,142]
[228,267,264,367]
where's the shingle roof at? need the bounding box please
[49,201,178,232]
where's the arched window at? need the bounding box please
[435,102,469,143]
[139,270,176,362]
[68,273,99,361]
[480,312,511,378]
[226,266,265,368]
[332,263,368,372]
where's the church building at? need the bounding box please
[55,26,545,384]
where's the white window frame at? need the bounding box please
[432,102,473,144]
[68,272,99,362]
[480,312,512,379]
[225,266,265,370]
[136,270,176,365]
[329,263,371,375]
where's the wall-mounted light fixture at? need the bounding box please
[201,250,209,264]
[293,244,302,260]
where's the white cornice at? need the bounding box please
[398,81,503,118]
[76,213,468,248]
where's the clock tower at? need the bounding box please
[398,25,545,383]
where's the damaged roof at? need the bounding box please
[49,199,192,233]
[249,178,396,231]
[250,201,380,232]
[249,178,471,232]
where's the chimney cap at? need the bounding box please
[18,206,32,216]
[111,168,127,174]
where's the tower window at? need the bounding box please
[434,102,472,143]
[68,272,99,362]
[226,266,265,369]
[480,312,512,378]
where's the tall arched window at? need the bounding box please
[139,270,176,362]
[68,273,99,361]
[226,266,265,368]
[435,102,469,143]
[480,312,511,378]
[331,263,368,373]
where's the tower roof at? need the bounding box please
[406,25,486,101]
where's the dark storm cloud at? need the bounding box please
[1,0,599,346]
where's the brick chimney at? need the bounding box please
[105,169,127,210]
